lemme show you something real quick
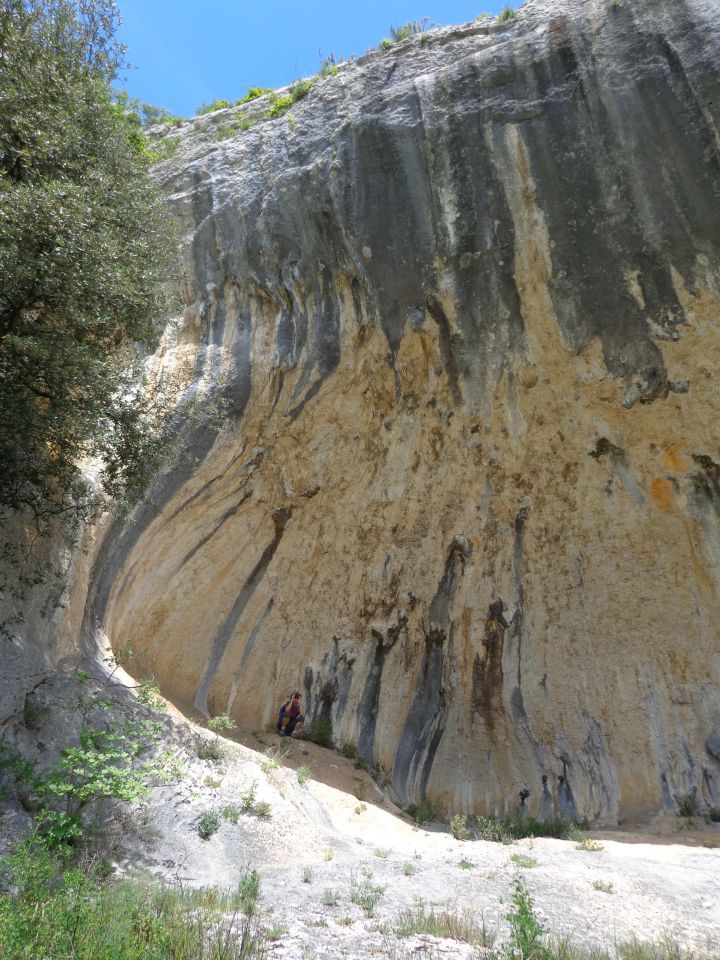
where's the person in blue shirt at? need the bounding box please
[276,691,305,737]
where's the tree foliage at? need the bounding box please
[0,0,175,535]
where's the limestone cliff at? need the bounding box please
[73,0,720,821]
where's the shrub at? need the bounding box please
[471,815,513,843]
[498,6,516,21]
[318,56,339,78]
[136,102,182,127]
[677,792,700,817]
[215,115,260,141]
[407,793,441,825]
[196,98,231,115]
[371,762,390,788]
[709,807,720,822]
[2,719,164,842]
[268,94,294,118]
[196,738,225,762]
[323,849,334,862]
[23,698,47,729]
[198,811,220,840]
[341,741,357,759]
[208,713,236,732]
[402,862,416,876]
[505,878,547,959]
[468,814,577,843]
[291,78,313,100]
[373,847,390,859]
[147,136,180,165]
[238,868,261,914]
[268,79,314,119]
[309,717,333,748]
[379,38,393,50]
[592,879,614,893]
[302,866,313,883]
[296,766,310,786]
[458,858,474,870]
[451,814,469,840]
[235,780,269,818]
[322,888,339,906]
[236,87,272,104]
[34,809,83,853]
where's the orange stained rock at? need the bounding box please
[662,444,691,474]
[649,476,674,512]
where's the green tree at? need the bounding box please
[0,0,175,540]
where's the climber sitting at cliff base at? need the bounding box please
[276,691,305,737]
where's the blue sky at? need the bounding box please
[116,1,508,117]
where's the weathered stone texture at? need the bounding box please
[73,0,720,821]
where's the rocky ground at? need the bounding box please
[140,729,720,959]
[1,672,719,960]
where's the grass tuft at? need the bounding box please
[396,901,494,946]
[511,853,538,869]
[576,837,604,853]
[349,874,385,916]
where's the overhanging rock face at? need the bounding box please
[81,0,720,820]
